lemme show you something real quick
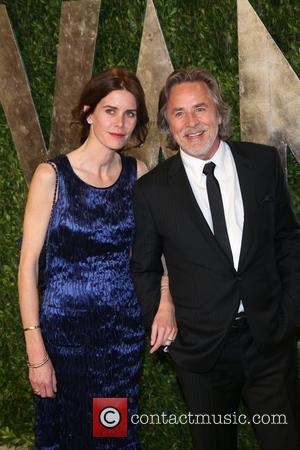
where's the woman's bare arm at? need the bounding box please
[18,163,57,397]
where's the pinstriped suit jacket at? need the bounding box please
[132,141,300,372]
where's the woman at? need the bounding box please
[18,68,176,450]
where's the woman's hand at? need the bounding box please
[150,299,177,353]
[29,358,57,398]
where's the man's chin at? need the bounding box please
[181,146,211,159]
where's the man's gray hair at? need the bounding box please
[157,68,231,150]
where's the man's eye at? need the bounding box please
[175,111,183,118]
[195,107,205,113]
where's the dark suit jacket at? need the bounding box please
[131,141,300,372]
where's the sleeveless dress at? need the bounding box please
[35,154,144,450]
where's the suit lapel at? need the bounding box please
[168,144,257,270]
[168,152,233,266]
[227,141,257,270]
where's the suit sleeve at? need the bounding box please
[131,184,164,327]
[274,149,300,330]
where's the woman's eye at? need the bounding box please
[127,111,137,118]
[105,109,115,115]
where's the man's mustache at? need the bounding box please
[183,126,208,136]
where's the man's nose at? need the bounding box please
[185,111,199,127]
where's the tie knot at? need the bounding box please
[203,162,216,176]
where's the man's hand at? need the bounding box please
[150,301,177,353]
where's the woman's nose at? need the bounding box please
[114,113,125,128]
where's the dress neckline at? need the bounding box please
[63,154,124,190]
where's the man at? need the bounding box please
[131,68,300,450]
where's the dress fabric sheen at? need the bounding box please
[35,154,144,450]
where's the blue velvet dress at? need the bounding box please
[35,154,144,450]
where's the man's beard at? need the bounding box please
[182,125,219,159]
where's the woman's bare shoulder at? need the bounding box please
[29,163,57,196]
[136,159,148,179]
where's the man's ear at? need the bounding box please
[218,114,222,126]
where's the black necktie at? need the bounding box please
[203,162,233,263]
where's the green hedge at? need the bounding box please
[0,1,299,448]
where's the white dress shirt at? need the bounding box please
[180,140,244,312]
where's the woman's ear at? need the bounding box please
[84,105,93,125]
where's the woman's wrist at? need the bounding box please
[27,353,49,369]
[25,336,47,362]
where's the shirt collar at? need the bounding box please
[180,140,226,173]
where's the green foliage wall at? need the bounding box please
[0,1,299,448]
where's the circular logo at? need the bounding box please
[99,407,121,428]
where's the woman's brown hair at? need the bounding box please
[73,67,149,146]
